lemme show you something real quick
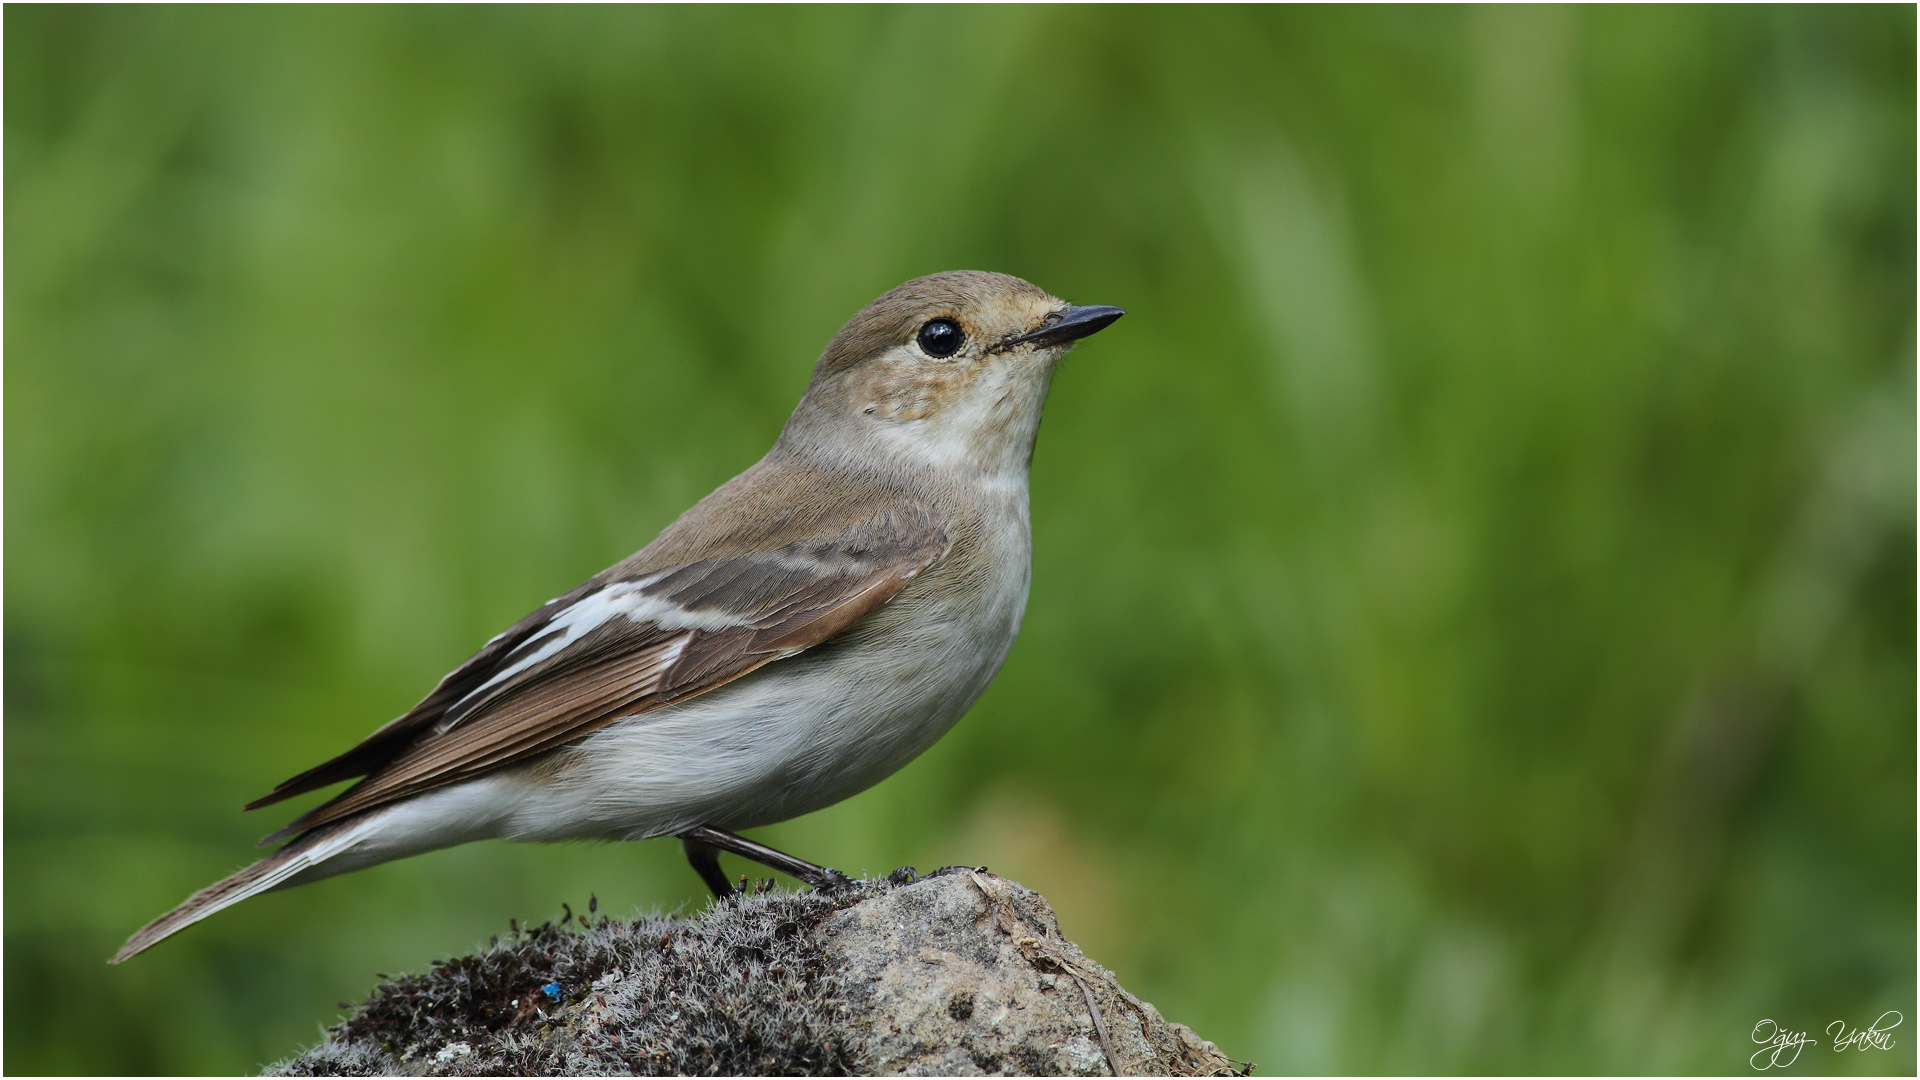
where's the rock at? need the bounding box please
[268,870,1239,1077]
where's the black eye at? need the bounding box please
[916,318,964,358]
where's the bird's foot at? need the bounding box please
[678,825,854,898]
[806,866,856,893]
[927,864,989,879]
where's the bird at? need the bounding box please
[112,270,1123,963]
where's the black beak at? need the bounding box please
[1004,304,1126,350]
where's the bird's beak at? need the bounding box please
[1004,304,1126,350]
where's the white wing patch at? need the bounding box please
[448,575,745,718]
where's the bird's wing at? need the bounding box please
[249,506,950,842]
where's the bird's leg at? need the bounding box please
[679,825,853,893]
[680,836,735,899]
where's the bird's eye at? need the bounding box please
[916,318,964,358]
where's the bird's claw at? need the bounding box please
[810,867,856,893]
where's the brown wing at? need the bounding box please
[254,507,950,843]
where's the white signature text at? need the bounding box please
[1751,1012,1903,1070]
[1751,1020,1813,1070]
[1828,1011,1901,1053]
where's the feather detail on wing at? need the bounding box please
[252,506,950,844]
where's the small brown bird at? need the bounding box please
[113,270,1123,962]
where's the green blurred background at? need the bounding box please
[6,5,1913,1075]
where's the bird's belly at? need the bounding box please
[497,580,1024,841]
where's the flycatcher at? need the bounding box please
[113,270,1122,962]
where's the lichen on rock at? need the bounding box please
[268,870,1239,1077]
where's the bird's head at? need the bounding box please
[785,270,1123,478]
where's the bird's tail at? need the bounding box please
[110,818,374,964]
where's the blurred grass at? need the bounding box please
[4,5,1912,1075]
